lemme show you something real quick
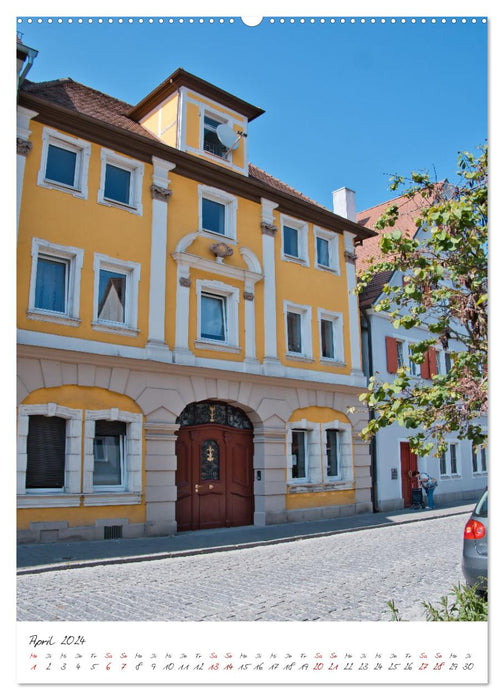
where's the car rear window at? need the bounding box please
[474,490,488,517]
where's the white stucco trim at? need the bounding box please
[37,126,91,199]
[261,199,280,362]
[321,420,353,484]
[318,308,345,363]
[17,106,39,235]
[314,226,341,275]
[344,230,363,374]
[97,148,144,215]
[17,403,83,500]
[17,330,370,388]
[92,253,141,333]
[196,278,240,349]
[148,157,176,348]
[172,250,262,284]
[280,214,310,266]
[83,408,143,499]
[283,300,313,360]
[28,238,84,323]
[198,184,238,240]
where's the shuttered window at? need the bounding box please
[26,415,66,489]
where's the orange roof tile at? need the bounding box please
[356,191,426,275]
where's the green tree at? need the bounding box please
[355,145,487,456]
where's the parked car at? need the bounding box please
[462,489,488,593]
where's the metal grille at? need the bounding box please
[104,525,123,540]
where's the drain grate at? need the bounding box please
[104,525,123,540]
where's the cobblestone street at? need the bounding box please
[17,513,467,622]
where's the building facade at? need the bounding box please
[16,58,376,543]
[357,194,488,511]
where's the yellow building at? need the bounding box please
[16,52,376,542]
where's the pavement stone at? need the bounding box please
[17,498,476,573]
[16,511,472,622]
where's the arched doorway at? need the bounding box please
[175,401,254,531]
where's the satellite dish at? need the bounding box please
[216,124,240,151]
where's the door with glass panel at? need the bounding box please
[175,402,254,531]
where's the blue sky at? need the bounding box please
[16,13,487,214]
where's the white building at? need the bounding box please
[348,190,487,511]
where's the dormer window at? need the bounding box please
[203,115,228,158]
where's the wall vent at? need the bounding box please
[104,525,123,540]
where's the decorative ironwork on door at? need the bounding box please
[200,439,220,481]
[177,402,252,430]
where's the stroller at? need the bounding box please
[411,487,425,510]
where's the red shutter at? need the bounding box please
[385,336,398,373]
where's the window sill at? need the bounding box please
[83,493,142,506]
[39,180,86,199]
[320,358,346,367]
[92,321,140,337]
[17,494,81,508]
[440,474,462,480]
[194,340,241,354]
[288,481,354,494]
[27,310,81,327]
[472,472,488,478]
[285,353,314,364]
[315,264,340,276]
[200,228,237,244]
[281,255,309,267]
[98,198,142,216]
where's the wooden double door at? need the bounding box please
[176,423,254,531]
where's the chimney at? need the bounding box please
[332,187,356,222]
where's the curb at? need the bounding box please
[16,506,473,576]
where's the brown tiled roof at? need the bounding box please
[21,78,159,141]
[248,164,327,209]
[356,191,428,308]
[22,78,329,212]
[20,77,375,240]
[356,192,426,275]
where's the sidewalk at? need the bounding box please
[17,498,475,574]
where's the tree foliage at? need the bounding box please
[355,145,487,456]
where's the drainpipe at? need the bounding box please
[17,34,38,89]
[361,309,379,512]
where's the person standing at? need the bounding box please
[413,470,438,509]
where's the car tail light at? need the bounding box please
[464,518,486,539]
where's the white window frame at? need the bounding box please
[17,403,82,507]
[287,424,313,484]
[471,444,487,475]
[318,309,344,363]
[287,419,354,487]
[314,226,340,274]
[396,339,406,369]
[284,301,313,360]
[201,109,233,163]
[28,238,84,326]
[97,148,144,215]
[322,420,353,484]
[280,214,309,266]
[440,442,460,478]
[92,253,141,336]
[198,184,238,240]
[83,409,142,504]
[37,127,91,198]
[196,279,240,350]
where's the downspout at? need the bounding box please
[361,309,379,512]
